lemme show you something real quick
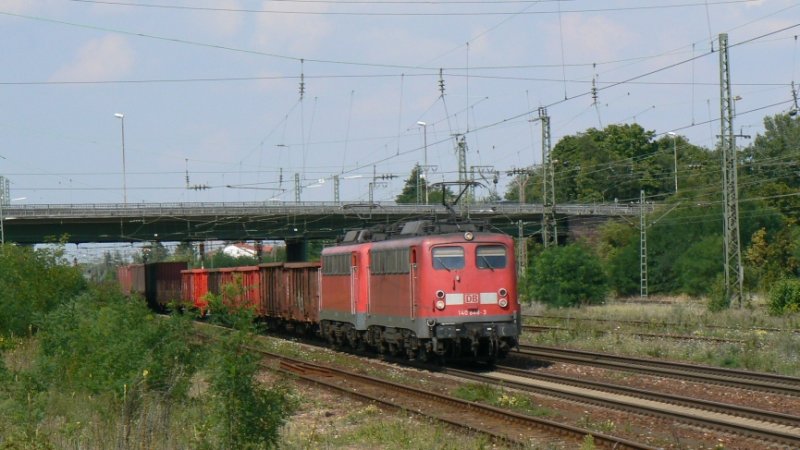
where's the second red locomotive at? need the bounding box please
[319,220,520,361]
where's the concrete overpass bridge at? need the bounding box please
[1,201,648,246]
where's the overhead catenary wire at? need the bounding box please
[6,2,800,205]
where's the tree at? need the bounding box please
[740,112,800,216]
[528,244,608,307]
[505,123,716,205]
[0,244,86,336]
[396,164,452,205]
[395,164,426,204]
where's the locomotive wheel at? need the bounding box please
[417,345,430,363]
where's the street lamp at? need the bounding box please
[114,113,127,204]
[667,132,678,193]
[417,121,428,204]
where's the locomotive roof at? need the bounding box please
[336,219,497,245]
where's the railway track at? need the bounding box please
[262,348,653,449]
[523,314,800,335]
[443,365,800,448]
[192,320,652,449]
[516,344,800,397]
[191,319,800,447]
[522,324,743,344]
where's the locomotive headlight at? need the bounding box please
[498,288,508,298]
[498,298,509,308]
[463,231,474,241]
[435,299,446,310]
[435,290,445,299]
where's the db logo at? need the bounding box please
[464,293,480,304]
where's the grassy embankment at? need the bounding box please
[522,298,800,376]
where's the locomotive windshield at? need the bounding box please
[477,245,507,269]
[432,246,465,270]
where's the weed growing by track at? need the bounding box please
[0,274,294,449]
[454,382,552,417]
[523,301,800,375]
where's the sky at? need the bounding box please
[1,0,799,206]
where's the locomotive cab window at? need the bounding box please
[476,245,507,270]
[432,246,465,270]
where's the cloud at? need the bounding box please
[49,35,135,81]
[190,0,245,39]
[548,15,636,63]
[251,3,333,55]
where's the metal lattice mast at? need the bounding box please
[455,134,469,205]
[294,173,301,203]
[333,174,340,204]
[539,107,557,248]
[639,190,648,298]
[719,33,744,307]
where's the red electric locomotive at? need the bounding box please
[320,219,521,361]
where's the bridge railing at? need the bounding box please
[1,201,651,218]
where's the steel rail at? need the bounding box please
[517,344,800,396]
[189,320,653,449]
[270,356,654,450]
[522,324,744,344]
[445,366,800,448]
[523,314,800,335]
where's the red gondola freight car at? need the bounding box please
[117,262,187,311]
[181,268,210,312]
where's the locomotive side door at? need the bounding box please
[409,247,417,319]
[350,252,358,315]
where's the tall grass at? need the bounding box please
[523,301,800,375]
[0,283,294,449]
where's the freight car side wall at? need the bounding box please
[146,262,187,309]
[284,263,321,324]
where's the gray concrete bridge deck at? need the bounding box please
[1,201,649,244]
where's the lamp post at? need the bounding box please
[417,121,428,204]
[114,113,127,204]
[667,132,678,193]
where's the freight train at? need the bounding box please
[118,219,522,361]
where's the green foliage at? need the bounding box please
[741,113,800,215]
[453,383,549,417]
[768,279,800,316]
[707,274,729,312]
[395,163,427,204]
[599,201,782,298]
[604,232,640,297]
[528,244,608,307]
[674,235,724,296]
[35,285,200,397]
[396,164,452,205]
[204,289,258,331]
[0,245,87,337]
[205,330,293,449]
[745,225,800,293]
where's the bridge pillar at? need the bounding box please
[285,238,308,262]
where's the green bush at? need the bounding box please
[768,279,800,315]
[205,330,294,449]
[528,244,608,307]
[675,235,724,296]
[707,274,729,312]
[0,245,87,337]
[35,284,200,397]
